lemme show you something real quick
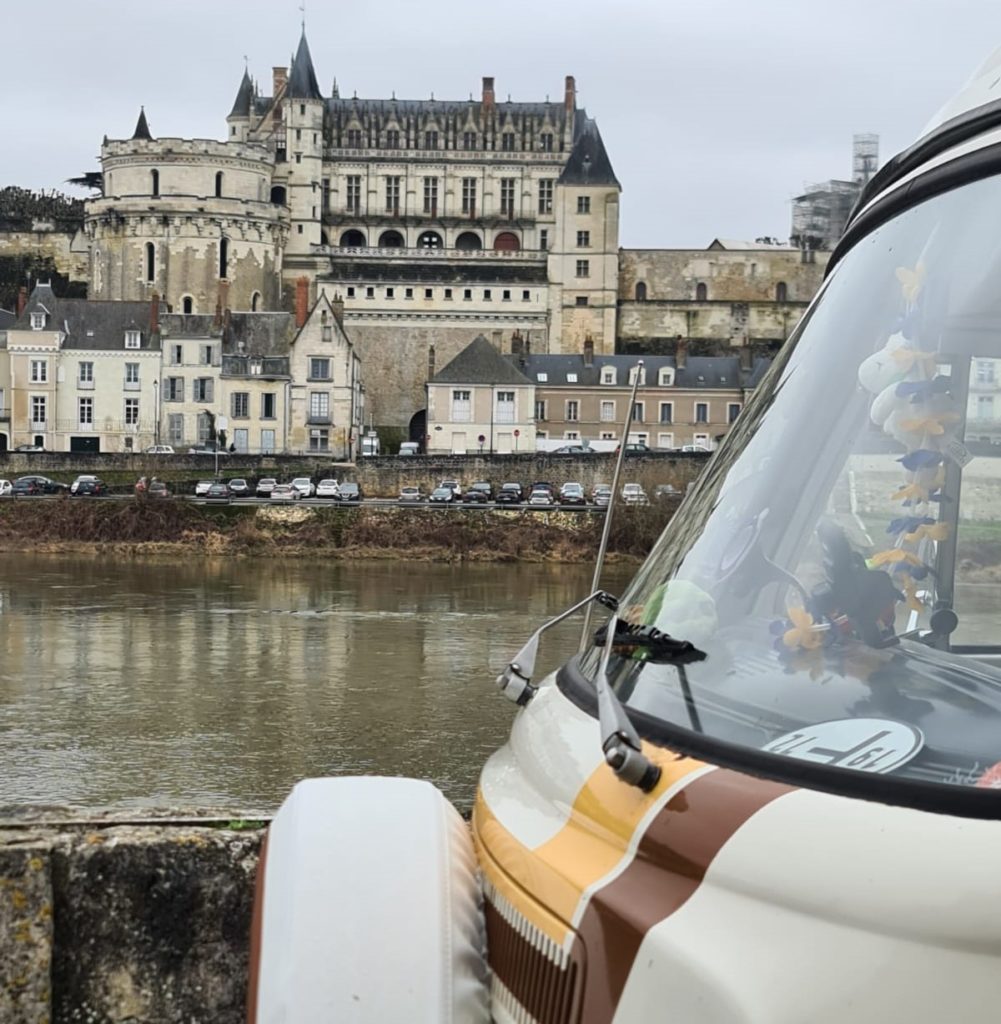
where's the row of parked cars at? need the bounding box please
[191,477,364,504]
[400,479,673,506]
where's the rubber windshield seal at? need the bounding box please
[557,655,1001,820]
[850,97,1001,226]
[827,140,1001,279]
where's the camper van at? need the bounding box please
[249,49,1001,1022]
[398,441,420,456]
[359,432,380,457]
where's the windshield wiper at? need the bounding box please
[593,620,706,666]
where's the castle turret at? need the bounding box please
[227,69,255,144]
[550,114,620,355]
[284,30,325,260]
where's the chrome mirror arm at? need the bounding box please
[596,614,662,792]
[496,590,618,706]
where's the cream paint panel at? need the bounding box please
[614,788,1001,1022]
[478,677,605,850]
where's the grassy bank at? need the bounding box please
[0,497,678,562]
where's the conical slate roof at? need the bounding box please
[131,107,152,141]
[431,334,533,386]
[229,69,254,117]
[558,115,619,188]
[287,31,322,100]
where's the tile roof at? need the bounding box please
[511,352,770,389]
[431,334,533,386]
[12,285,158,351]
[557,115,618,188]
[160,311,297,357]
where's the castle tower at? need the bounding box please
[550,109,620,354]
[283,31,325,261]
[227,68,255,144]
[85,109,287,313]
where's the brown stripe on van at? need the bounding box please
[245,831,269,1024]
[575,768,792,1024]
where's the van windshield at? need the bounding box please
[590,174,1001,794]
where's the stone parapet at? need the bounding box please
[0,815,265,1024]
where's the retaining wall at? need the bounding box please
[0,814,264,1024]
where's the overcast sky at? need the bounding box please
[6,0,1001,247]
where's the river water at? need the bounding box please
[0,554,633,814]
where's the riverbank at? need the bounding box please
[0,498,678,562]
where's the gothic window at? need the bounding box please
[151,169,159,197]
[776,281,788,302]
[346,176,362,213]
[145,242,155,283]
[386,129,400,149]
[424,130,439,149]
[251,291,261,312]
[461,177,476,216]
[346,128,363,148]
[385,176,401,214]
[182,296,194,314]
[501,132,515,151]
[635,282,647,301]
[215,172,223,198]
[462,131,477,150]
[538,179,554,214]
[696,282,708,301]
[540,132,553,152]
[219,237,229,279]
[378,229,404,247]
[423,177,438,216]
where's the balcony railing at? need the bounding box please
[315,244,546,262]
[124,380,142,391]
[77,379,95,390]
[306,414,332,425]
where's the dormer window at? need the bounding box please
[536,372,548,383]
[566,373,578,383]
[629,366,646,386]
[601,366,616,385]
[658,367,675,387]
[125,330,141,349]
[30,311,45,330]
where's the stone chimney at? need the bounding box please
[510,332,524,356]
[583,335,594,367]
[273,66,288,97]
[564,75,576,114]
[16,286,27,317]
[427,344,436,381]
[331,292,345,326]
[675,335,688,371]
[482,76,495,113]
[295,276,310,328]
[149,291,160,335]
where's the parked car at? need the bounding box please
[204,482,232,503]
[679,444,710,452]
[70,474,99,494]
[0,479,12,497]
[469,481,494,501]
[398,442,420,456]
[398,486,424,503]
[462,487,490,504]
[336,482,362,503]
[12,443,46,453]
[439,479,462,500]
[615,442,653,455]
[592,483,612,507]
[194,480,214,497]
[654,483,678,501]
[316,479,340,499]
[291,477,316,499]
[144,445,175,455]
[12,475,68,496]
[559,482,587,506]
[528,487,555,506]
[429,486,455,504]
[551,444,595,454]
[528,481,557,501]
[621,482,649,505]
[256,477,278,498]
[71,477,108,497]
[270,483,299,503]
[148,480,171,499]
[495,482,524,505]
[228,478,250,497]
[188,444,229,456]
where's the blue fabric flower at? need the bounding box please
[897,450,944,471]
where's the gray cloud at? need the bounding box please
[6,0,1001,246]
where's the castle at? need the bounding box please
[83,30,622,435]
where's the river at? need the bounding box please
[0,554,633,814]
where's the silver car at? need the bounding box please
[316,479,340,498]
[291,477,315,499]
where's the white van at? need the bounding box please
[398,442,420,456]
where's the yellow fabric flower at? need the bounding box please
[892,482,929,503]
[870,549,924,568]
[895,262,926,303]
[903,522,950,543]
[898,412,960,435]
[783,606,824,651]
